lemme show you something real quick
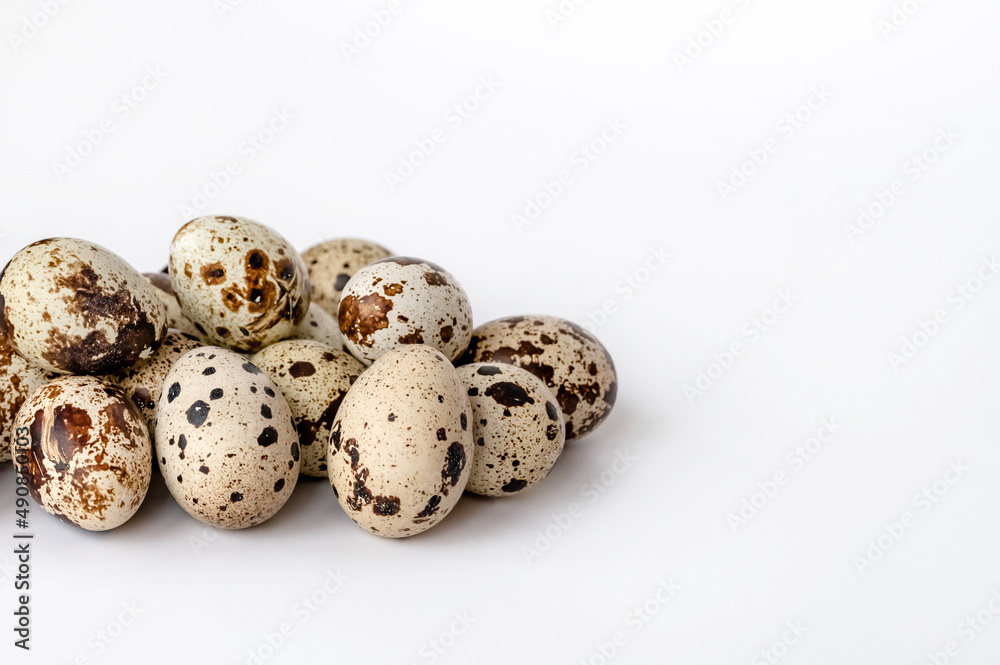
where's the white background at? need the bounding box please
[2,1,1000,664]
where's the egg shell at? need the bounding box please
[301,238,392,318]
[458,315,617,441]
[292,302,346,351]
[143,272,202,339]
[338,256,472,365]
[168,215,310,352]
[155,346,299,528]
[1,328,57,463]
[103,330,204,443]
[251,340,364,477]
[0,238,167,375]
[12,376,152,531]
[457,363,566,496]
[328,344,473,538]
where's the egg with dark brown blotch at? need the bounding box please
[0,238,167,375]
[143,272,202,339]
[168,216,310,353]
[1,328,58,464]
[457,363,565,496]
[292,302,346,351]
[251,340,364,478]
[155,347,299,528]
[458,315,617,441]
[302,238,392,318]
[338,257,472,365]
[12,376,152,531]
[102,330,203,443]
[328,344,473,538]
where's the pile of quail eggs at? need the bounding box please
[0,216,617,538]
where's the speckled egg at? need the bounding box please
[168,216,310,353]
[12,376,151,531]
[458,315,617,441]
[338,257,472,365]
[155,347,299,528]
[457,363,565,496]
[302,238,392,318]
[143,272,202,339]
[251,340,364,477]
[1,328,57,463]
[292,302,346,351]
[103,331,203,443]
[0,238,167,375]
[328,344,473,538]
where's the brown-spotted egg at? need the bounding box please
[13,376,152,530]
[0,238,167,375]
[168,216,310,353]
[458,315,617,441]
[338,257,472,365]
[1,328,57,463]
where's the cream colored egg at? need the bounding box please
[251,340,364,477]
[292,302,346,351]
[155,347,299,528]
[168,216,310,352]
[0,238,167,375]
[143,272,202,339]
[338,257,472,365]
[12,376,152,531]
[457,363,565,496]
[328,344,473,538]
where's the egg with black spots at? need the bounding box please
[251,339,364,477]
[457,363,565,496]
[327,344,473,538]
[155,346,299,528]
